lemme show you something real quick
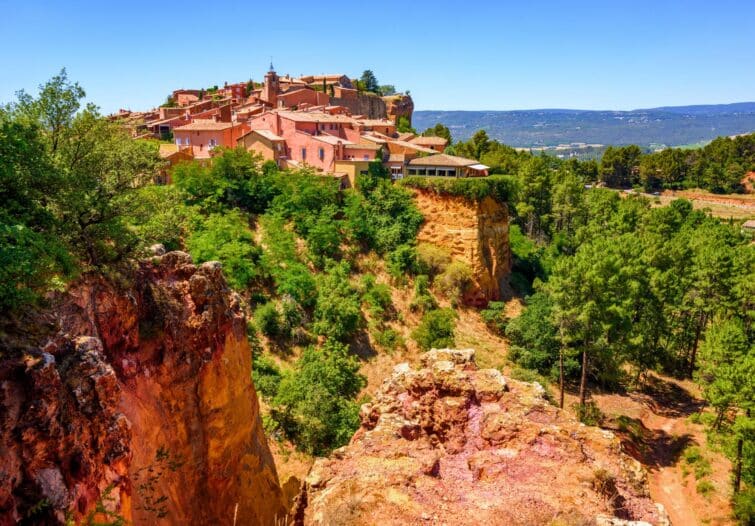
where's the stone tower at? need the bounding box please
[261,63,279,107]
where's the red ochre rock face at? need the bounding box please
[294,349,669,526]
[412,190,512,307]
[0,252,286,525]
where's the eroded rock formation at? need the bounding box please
[413,190,512,306]
[295,349,668,526]
[384,94,414,125]
[0,252,285,525]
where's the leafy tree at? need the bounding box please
[396,115,415,134]
[272,340,365,454]
[599,145,642,188]
[255,302,283,339]
[409,275,438,313]
[359,70,379,93]
[313,262,363,341]
[421,123,452,143]
[413,308,456,351]
[187,210,261,290]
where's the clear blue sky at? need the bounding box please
[1,0,753,113]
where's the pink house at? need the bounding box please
[173,119,249,159]
[245,110,380,171]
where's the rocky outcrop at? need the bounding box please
[331,93,387,120]
[384,94,414,125]
[413,190,512,306]
[295,349,668,526]
[0,252,285,525]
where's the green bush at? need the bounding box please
[733,487,755,525]
[387,244,418,280]
[399,175,516,203]
[361,275,394,320]
[254,302,282,339]
[372,327,405,353]
[573,401,603,426]
[696,480,715,498]
[271,341,365,454]
[409,275,437,313]
[435,260,473,303]
[186,210,261,290]
[480,301,508,335]
[416,243,451,277]
[313,262,362,341]
[252,351,282,399]
[413,308,456,351]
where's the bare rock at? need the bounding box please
[297,350,666,526]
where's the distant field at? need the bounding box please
[628,189,755,220]
[414,103,755,149]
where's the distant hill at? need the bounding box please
[413,103,755,148]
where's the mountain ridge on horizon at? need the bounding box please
[413,101,755,148]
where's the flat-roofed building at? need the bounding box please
[407,153,489,178]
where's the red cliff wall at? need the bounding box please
[413,190,512,306]
[0,252,285,525]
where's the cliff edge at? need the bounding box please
[413,190,512,306]
[0,251,285,525]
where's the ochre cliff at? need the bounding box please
[413,190,512,306]
[0,251,285,525]
[384,94,414,125]
[294,349,669,526]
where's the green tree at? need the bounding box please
[413,308,456,351]
[313,262,363,341]
[272,341,365,454]
[359,70,379,93]
[421,123,452,143]
[187,210,261,290]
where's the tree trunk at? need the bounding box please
[579,349,588,407]
[733,408,749,494]
[688,311,706,376]
[559,347,565,409]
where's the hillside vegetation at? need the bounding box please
[2,72,754,524]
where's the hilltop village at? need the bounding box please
[112,66,489,185]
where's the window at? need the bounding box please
[428,169,436,176]
[209,138,217,147]
[301,148,307,160]
[318,147,325,160]
[408,168,417,176]
[176,137,182,145]
[363,155,369,160]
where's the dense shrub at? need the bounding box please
[416,243,451,277]
[360,274,394,320]
[252,351,282,399]
[271,341,365,454]
[254,302,282,339]
[400,175,516,203]
[480,301,508,335]
[371,327,405,353]
[313,262,363,341]
[387,244,418,280]
[413,308,456,351]
[409,275,437,313]
[186,210,261,290]
[435,260,473,303]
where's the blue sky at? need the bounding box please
[1,0,753,113]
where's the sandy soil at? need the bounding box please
[585,375,735,526]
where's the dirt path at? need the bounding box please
[591,375,734,525]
